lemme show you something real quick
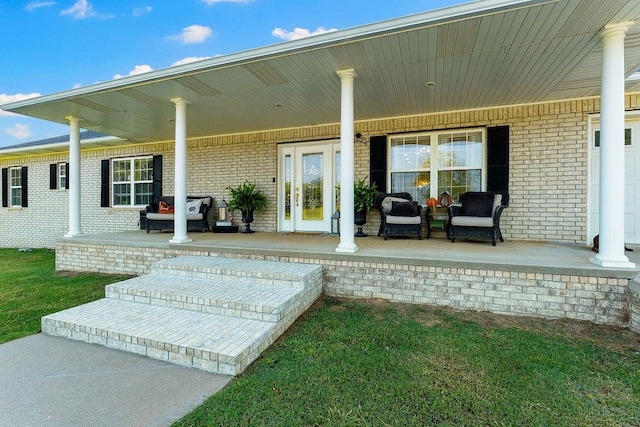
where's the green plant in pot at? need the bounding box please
[353,178,377,237]
[226,180,267,233]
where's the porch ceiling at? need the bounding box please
[4,0,640,144]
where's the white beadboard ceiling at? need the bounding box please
[4,0,640,146]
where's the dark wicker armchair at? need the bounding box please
[448,191,506,246]
[373,192,423,240]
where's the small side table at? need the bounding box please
[427,206,449,239]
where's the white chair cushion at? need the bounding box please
[450,216,493,227]
[386,215,422,225]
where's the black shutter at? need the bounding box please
[1,168,7,207]
[21,166,28,207]
[487,126,509,206]
[101,159,110,207]
[50,164,58,190]
[65,163,70,189]
[152,155,163,204]
[369,135,387,192]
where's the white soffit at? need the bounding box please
[2,0,640,145]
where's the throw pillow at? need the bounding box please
[186,199,203,215]
[158,200,174,214]
[390,201,419,216]
[460,192,494,217]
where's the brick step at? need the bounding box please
[42,256,324,375]
[42,299,279,375]
[105,273,303,322]
[152,255,323,289]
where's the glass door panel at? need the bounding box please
[302,153,323,220]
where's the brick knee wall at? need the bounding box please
[56,241,632,328]
[628,281,640,333]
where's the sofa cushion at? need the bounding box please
[158,200,174,214]
[146,212,204,221]
[390,201,419,216]
[186,199,202,215]
[461,193,495,217]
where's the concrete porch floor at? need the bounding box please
[66,230,640,278]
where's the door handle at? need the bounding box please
[295,187,300,207]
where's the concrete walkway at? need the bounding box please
[0,334,231,427]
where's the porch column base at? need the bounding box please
[590,254,635,269]
[335,243,359,253]
[170,236,193,244]
[64,232,86,238]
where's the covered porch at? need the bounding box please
[55,231,640,332]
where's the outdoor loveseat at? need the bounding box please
[448,191,506,246]
[374,192,423,240]
[145,195,212,233]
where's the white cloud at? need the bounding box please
[132,6,152,17]
[0,93,41,117]
[171,57,212,67]
[168,25,213,44]
[26,1,56,11]
[272,26,338,41]
[60,0,94,18]
[201,0,253,4]
[5,123,32,140]
[113,64,154,79]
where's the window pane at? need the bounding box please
[391,172,430,203]
[390,136,430,170]
[438,132,482,168]
[113,183,131,206]
[11,188,21,206]
[594,128,632,147]
[10,168,21,186]
[134,158,153,181]
[134,183,153,205]
[112,160,130,182]
[437,169,481,201]
[58,163,67,189]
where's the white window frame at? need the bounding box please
[388,128,486,202]
[9,167,22,207]
[111,156,153,208]
[57,163,67,190]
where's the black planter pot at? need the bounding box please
[354,210,368,237]
[241,209,255,233]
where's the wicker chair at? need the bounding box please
[373,192,423,240]
[448,191,505,246]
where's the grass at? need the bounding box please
[0,248,128,344]
[176,298,640,427]
[1,249,639,425]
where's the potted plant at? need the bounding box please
[353,178,378,237]
[226,180,267,233]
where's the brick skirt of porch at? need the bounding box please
[55,231,640,331]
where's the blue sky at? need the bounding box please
[0,0,467,148]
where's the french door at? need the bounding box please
[279,140,340,232]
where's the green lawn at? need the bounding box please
[0,248,128,344]
[1,248,639,426]
[176,298,640,427]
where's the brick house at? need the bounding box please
[2,0,640,268]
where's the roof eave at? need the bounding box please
[0,0,542,113]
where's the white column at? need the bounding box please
[65,116,83,237]
[336,69,359,253]
[591,21,635,268]
[170,97,192,244]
